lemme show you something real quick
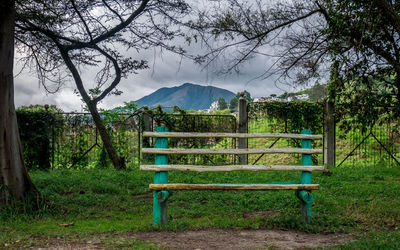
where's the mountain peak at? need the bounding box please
[181,82,194,87]
[134,83,235,110]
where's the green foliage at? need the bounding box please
[217,97,228,110]
[55,114,139,169]
[248,101,324,134]
[247,101,324,166]
[238,90,252,102]
[16,102,237,170]
[229,97,238,112]
[145,107,237,166]
[322,1,400,128]
[208,109,231,115]
[278,92,289,100]
[306,83,327,101]
[16,103,142,170]
[149,106,236,133]
[229,91,252,112]
[16,105,63,170]
[276,84,327,102]
[334,76,399,132]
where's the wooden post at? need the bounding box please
[153,126,171,225]
[142,106,152,163]
[324,100,335,168]
[296,129,314,223]
[238,97,248,164]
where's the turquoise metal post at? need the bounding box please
[297,129,314,223]
[153,126,170,225]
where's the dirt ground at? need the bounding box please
[32,229,353,250]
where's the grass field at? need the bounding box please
[1,162,400,249]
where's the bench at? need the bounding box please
[140,126,324,225]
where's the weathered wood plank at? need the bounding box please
[324,100,336,167]
[238,97,248,164]
[149,183,320,190]
[142,132,323,140]
[142,148,323,155]
[140,164,326,172]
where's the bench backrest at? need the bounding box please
[140,129,324,173]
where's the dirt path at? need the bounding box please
[134,229,352,249]
[32,229,353,249]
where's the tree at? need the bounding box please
[238,90,252,103]
[229,90,252,112]
[0,0,38,204]
[308,83,327,102]
[320,0,400,124]
[229,97,238,112]
[192,0,400,125]
[217,97,228,110]
[15,0,191,169]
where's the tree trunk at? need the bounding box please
[87,102,125,169]
[0,0,38,204]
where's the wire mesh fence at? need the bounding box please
[335,117,400,167]
[18,103,400,170]
[247,102,324,167]
[51,112,141,169]
[140,114,237,166]
[17,111,141,169]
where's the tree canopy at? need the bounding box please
[217,97,228,110]
[229,90,252,112]
[192,0,400,125]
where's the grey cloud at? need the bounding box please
[15,48,289,112]
[14,25,292,112]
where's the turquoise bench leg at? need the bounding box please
[296,190,314,223]
[153,126,170,225]
[297,129,314,223]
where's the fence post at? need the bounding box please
[238,97,248,164]
[142,106,152,163]
[296,129,314,223]
[324,100,335,168]
[153,126,171,225]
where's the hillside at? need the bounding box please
[134,83,235,110]
[278,83,327,101]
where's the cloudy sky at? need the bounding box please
[14,49,301,112]
[13,1,303,112]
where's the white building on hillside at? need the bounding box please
[208,101,219,112]
[288,94,309,101]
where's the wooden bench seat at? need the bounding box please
[149,183,320,191]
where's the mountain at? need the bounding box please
[134,83,235,110]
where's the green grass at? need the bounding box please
[1,164,400,248]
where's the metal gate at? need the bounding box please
[139,113,237,166]
[335,117,400,167]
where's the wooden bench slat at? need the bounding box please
[140,164,326,172]
[143,132,323,140]
[149,183,320,190]
[142,148,323,155]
